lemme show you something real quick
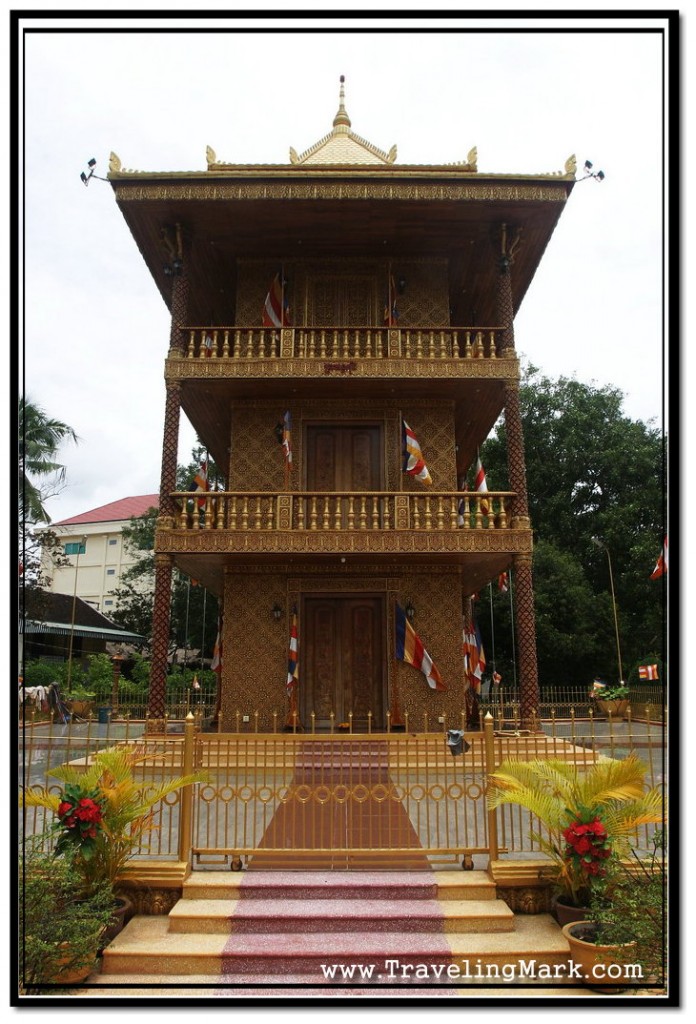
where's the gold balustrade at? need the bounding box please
[172,490,515,532]
[182,325,502,361]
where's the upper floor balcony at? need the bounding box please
[155,490,531,582]
[168,324,517,390]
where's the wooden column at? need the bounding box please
[159,380,182,517]
[148,553,173,729]
[496,225,539,725]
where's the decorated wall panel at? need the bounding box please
[235,258,449,330]
[227,399,457,493]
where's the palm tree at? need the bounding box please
[487,755,663,907]
[19,397,78,524]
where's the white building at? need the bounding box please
[42,495,159,613]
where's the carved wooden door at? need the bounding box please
[301,596,385,730]
[305,424,383,527]
[307,276,377,326]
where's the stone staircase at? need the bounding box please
[97,870,571,992]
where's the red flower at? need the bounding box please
[574,837,592,855]
[57,800,73,819]
[74,798,103,823]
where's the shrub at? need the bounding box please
[19,848,114,992]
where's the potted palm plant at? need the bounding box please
[21,745,206,940]
[487,754,663,925]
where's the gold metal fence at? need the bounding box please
[19,708,666,869]
[19,719,185,860]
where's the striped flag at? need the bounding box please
[474,453,489,514]
[639,664,659,680]
[203,332,214,357]
[192,460,209,509]
[492,671,502,686]
[211,619,222,676]
[384,274,398,326]
[498,571,509,593]
[402,420,432,486]
[286,607,299,695]
[395,603,446,691]
[650,536,668,579]
[262,271,290,328]
[591,678,607,697]
[282,410,293,468]
[457,477,468,527]
[462,603,486,692]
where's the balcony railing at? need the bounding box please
[170,491,515,532]
[180,325,502,361]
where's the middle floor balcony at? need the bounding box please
[156,490,531,590]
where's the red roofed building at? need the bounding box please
[40,494,159,613]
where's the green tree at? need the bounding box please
[479,367,666,687]
[19,397,78,525]
[111,445,220,660]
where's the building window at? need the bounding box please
[108,539,117,546]
[106,569,116,576]
[104,599,114,606]
[64,541,86,556]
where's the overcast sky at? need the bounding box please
[19,11,671,525]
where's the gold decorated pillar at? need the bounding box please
[496,224,539,724]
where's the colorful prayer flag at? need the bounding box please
[286,607,299,695]
[498,571,509,593]
[384,274,398,326]
[192,460,209,509]
[462,601,486,692]
[474,453,489,515]
[262,271,290,328]
[492,671,502,686]
[203,332,214,357]
[402,420,432,486]
[638,664,659,680]
[282,410,293,468]
[395,603,446,691]
[650,536,668,579]
[211,619,222,676]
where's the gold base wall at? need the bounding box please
[220,564,467,732]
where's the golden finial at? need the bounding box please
[108,152,122,173]
[206,145,216,166]
[564,154,577,176]
[333,74,351,129]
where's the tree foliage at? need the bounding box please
[110,445,220,660]
[19,397,78,525]
[479,367,666,688]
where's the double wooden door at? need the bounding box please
[301,596,385,731]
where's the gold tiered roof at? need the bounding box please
[288,75,397,166]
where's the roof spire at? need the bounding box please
[333,74,351,130]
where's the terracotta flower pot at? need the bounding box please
[596,699,630,720]
[562,921,637,992]
[101,895,134,948]
[552,895,591,927]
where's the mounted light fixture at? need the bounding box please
[580,159,606,183]
[272,603,283,622]
[405,601,416,623]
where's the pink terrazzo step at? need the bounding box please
[169,896,513,935]
[220,930,454,976]
[238,869,438,900]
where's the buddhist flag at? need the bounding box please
[639,664,659,680]
[286,607,299,695]
[498,571,509,593]
[192,460,209,509]
[262,271,290,328]
[474,453,489,515]
[492,671,502,686]
[384,274,398,326]
[282,410,293,468]
[203,332,214,357]
[462,601,486,692]
[402,420,432,486]
[591,678,607,697]
[650,536,668,579]
[395,603,446,691]
[211,619,222,677]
